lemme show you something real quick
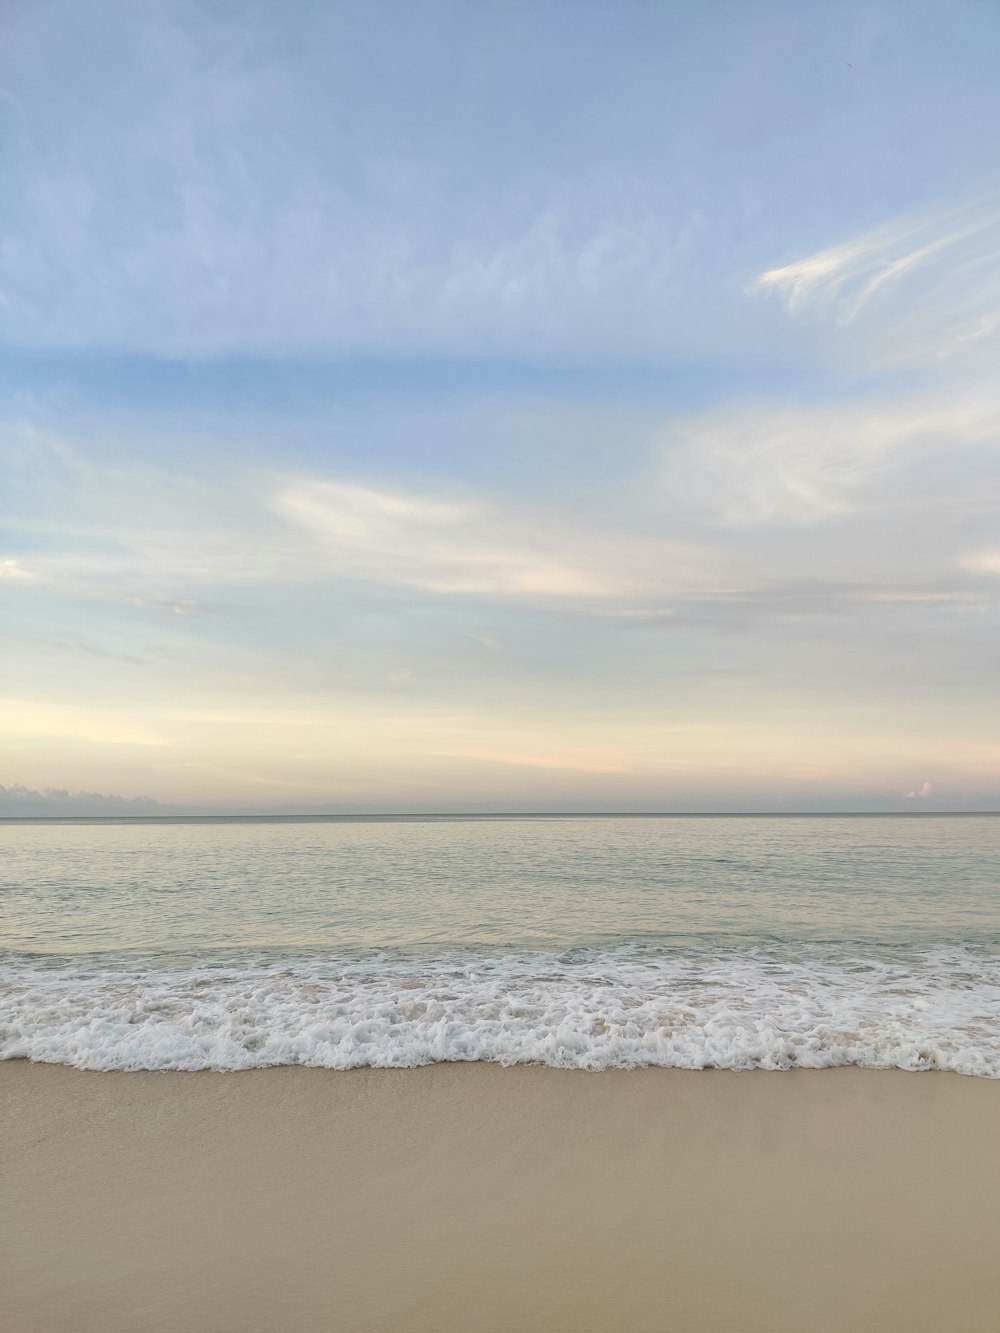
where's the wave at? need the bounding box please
[2,944,1000,1076]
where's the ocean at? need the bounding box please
[2,814,1000,1076]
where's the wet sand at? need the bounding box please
[3,1061,1000,1332]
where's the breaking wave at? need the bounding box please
[3,942,1000,1076]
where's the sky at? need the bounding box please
[2,0,1000,814]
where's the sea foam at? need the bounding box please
[2,944,999,1076]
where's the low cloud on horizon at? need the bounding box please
[0,783,162,817]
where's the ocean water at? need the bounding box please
[2,814,1000,1076]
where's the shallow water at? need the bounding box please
[3,815,1000,1074]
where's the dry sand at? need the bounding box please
[2,1062,1000,1332]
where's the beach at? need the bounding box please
[5,818,1000,1330]
[3,1062,1000,1332]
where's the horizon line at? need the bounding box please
[2,810,999,822]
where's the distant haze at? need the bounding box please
[2,2,999,813]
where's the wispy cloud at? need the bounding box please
[1,556,214,617]
[431,746,629,774]
[752,199,1000,365]
[0,559,40,583]
[656,391,1000,526]
[464,628,503,653]
[0,699,173,748]
[275,478,646,599]
[961,549,1000,576]
[753,207,991,319]
[5,435,724,608]
[0,631,150,666]
[618,577,992,631]
[0,5,708,365]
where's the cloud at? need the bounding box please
[464,628,503,653]
[1,549,223,617]
[3,2,999,375]
[753,207,989,318]
[0,631,149,666]
[0,782,160,816]
[274,478,650,599]
[905,780,933,799]
[0,699,173,748]
[961,549,1000,576]
[752,199,1000,366]
[656,391,1000,526]
[618,577,992,631]
[0,3,712,365]
[432,746,628,774]
[2,559,215,616]
[6,431,724,610]
[0,559,40,582]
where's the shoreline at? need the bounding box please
[4,1062,1000,1332]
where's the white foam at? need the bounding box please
[3,945,1000,1076]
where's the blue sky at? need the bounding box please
[2,0,1000,812]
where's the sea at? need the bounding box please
[2,813,1000,1076]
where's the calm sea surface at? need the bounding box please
[3,815,1000,1074]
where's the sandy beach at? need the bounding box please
[2,1063,999,1332]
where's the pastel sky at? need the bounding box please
[3,0,1000,813]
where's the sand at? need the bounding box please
[2,1063,1000,1332]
